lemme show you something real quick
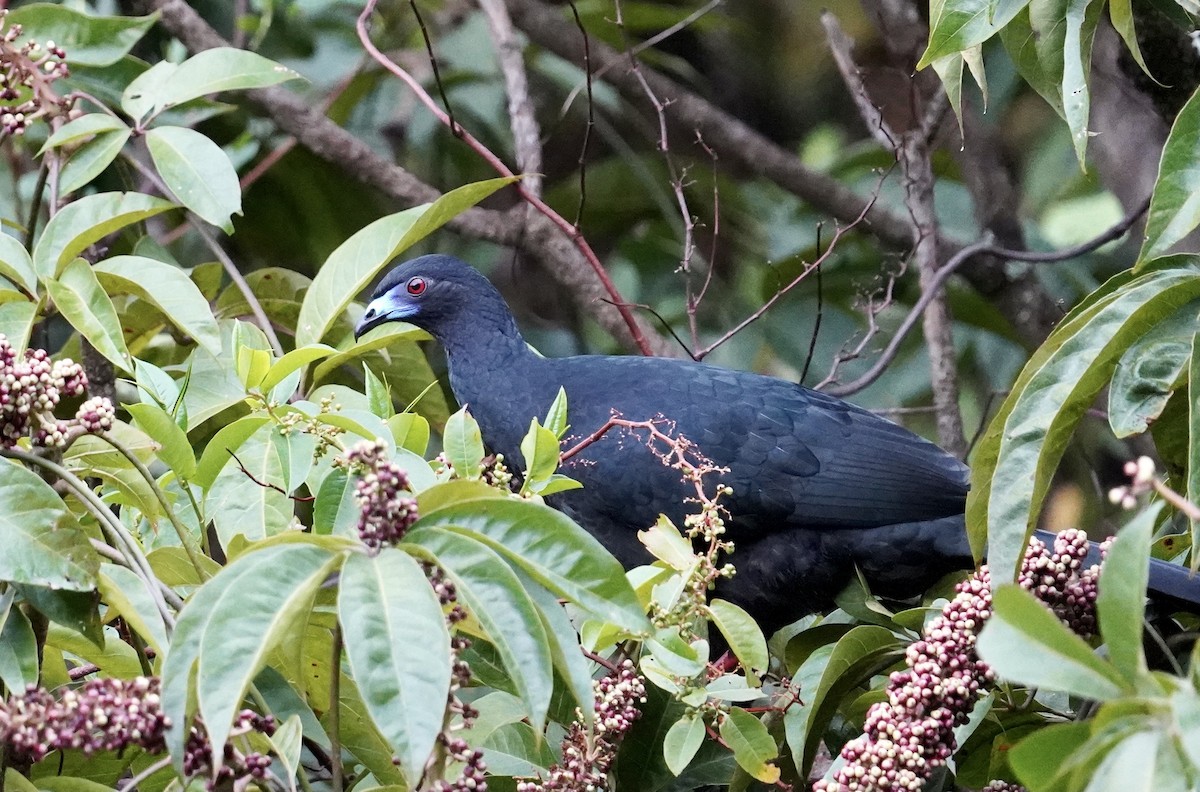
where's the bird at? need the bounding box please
[355,254,1200,636]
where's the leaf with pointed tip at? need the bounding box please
[339,548,451,786]
[0,233,35,296]
[127,402,196,479]
[123,48,302,121]
[0,460,97,590]
[405,528,554,733]
[146,126,241,232]
[919,0,1030,67]
[7,5,155,66]
[46,258,130,370]
[33,192,174,279]
[443,406,485,479]
[95,255,222,355]
[719,707,779,783]
[295,177,517,347]
[58,129,131,196]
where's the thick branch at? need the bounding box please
[479,0,544,197]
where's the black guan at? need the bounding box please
[356,254,1200,635]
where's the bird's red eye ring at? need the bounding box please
[406,277,427,296]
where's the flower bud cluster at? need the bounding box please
[0,677,167,760]
[0,11,71,135]
[182,708,276,787]
[1109,456,1157,510]
[0,337,112,448]
[816,530,1103,792]
[0,677,276,789]
[517,659,647,792]
[346,439,419,549]
[431,734,488,792]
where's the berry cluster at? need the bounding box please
[0,337,113,448]
[815,530,1105,792]
[0,11,71,135]
[345,439,419,549]
[0,677,275,789]
[517,659,647,792]
[430,734,488,792]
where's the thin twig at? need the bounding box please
[357,0,654,356]
[228,449,316,502]
[408,0,458,134]
[820,194,1152,398]
[566,0,593,227]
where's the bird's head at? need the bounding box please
[355,254,521,346]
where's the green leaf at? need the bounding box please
[1141,87,1200,261]
[364,365,395,419]
[16,585,102,644]
[1008,720,1092,792]
[58,129,131,196]
[1107,301,1198,437]
[7,5,156,66]
[122,48,302,121]
[0,233,36,296]
[46,623,142,679]
[33,192,175,279]
[0,300,36,351]
[783,624,903,775]
[46,258,130,370]
[0,459,97,590]
[1190,330,1200,558]
[706,599,769,680]
[194,415,270,490]
[313,469,358,537]
[543,386,569,437]
[0,591,38,691]
[719,707,779,784]
[931,52,966,133]
[205,423,296,544]
[389,412,430,456]
[339,548,452,786]
[259,344,337,394]
[295,177,518,347]
[146,126,241,233]
[1061,0,1103,165]
[977,584,1127,699]
[405,529,554,733]
[664,714,706,776]
[1108,0,1153,80]
[97,564,169,654]
[443,406,485,479]
[1098,506,1152,683]
[41,113,128,152]
[480,721,556,777]
[517,570,596,726]
[969,263,1200,579]
[1084,729,1161,792]
[94,255,222,355]
[919,0,1030,67]
[310,323,430,383]
[194,543,340,757]
[412,498,649,631]
[126,402,196,479]
[520,418,562,494]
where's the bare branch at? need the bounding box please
[479,0,544,197]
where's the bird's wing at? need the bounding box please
[553,357,968,534]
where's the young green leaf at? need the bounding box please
[7,5,155,66]
[0,233,36,296]
[363,364,394,419]
[520,418,562,494]
[706,599,769,681]
[339,548,452,786]
[388,412,430,455]
[443,406,485,479]
[0,591,37,692]
[543,386,569,438]
[257,344,337,394]
[918,0,1028,68]
[977,585,1127,700]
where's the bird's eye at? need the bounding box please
[406,277,427,296]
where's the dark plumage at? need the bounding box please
[356,254,1200,633]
